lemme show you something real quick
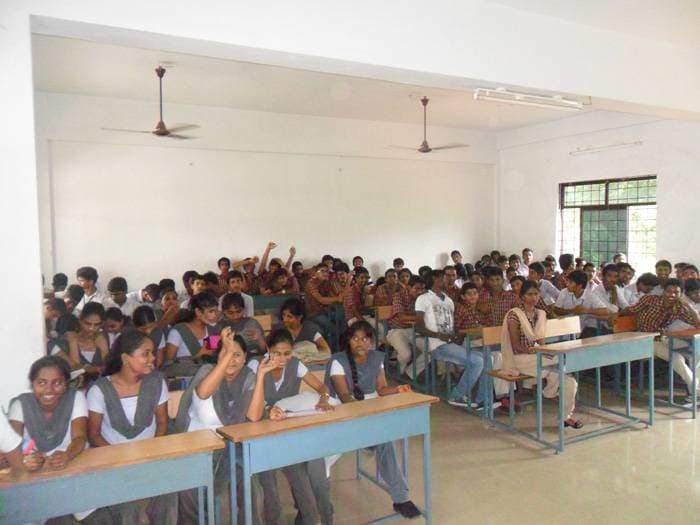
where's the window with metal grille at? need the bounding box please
[558,176,657,273]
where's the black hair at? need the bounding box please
[354,266,370,277]
[202,271,219,286]
[418,266,432,278]
[496,255,508,265]
[583,262,595,270]
[664,278,683,290]
[321,254,334,263]
[352,256,364,265]
[375,277,386,287]
[558,253,574,271]
[617,262,634,272]
[450,250,461,257]
[80,302,105,321]
[104,329,150,376]
[509,275,526,287]
[508,254,521,262]
[384,268,397,277]
[159,278,175,291]
[292,261,303,270]
[47,298,67,316]
[280,297,306,320]
[221,292,245,311]
[656,260,672,270]
[29,355,71,383]
[483,266,503,279]
[674,262,689,270]
[520,280,540,297]
[408,276,425,288]
[393,257,405,266]
[179,291,219,323]
[399,268,412,278]
[141,284,159,301]
[528,262,546,277]
[182,270,198,286]
[544,255,556,263]
[522,248,533,255]
[55,314,79,335]
[490,250,501,259]
[637,273,659,287]
[107,277,128,293]
[76,266,98,282]
[567,270,588,288]
[685,264,699,274]
[226,270,244,282]
[575,257,585,265]
[506,267,517,276]
[217,257,231,267]
[425,269,444,290]
[602,264,619,277]
[332,261,348,273]
[341,320,375,401]
[684,278,700,295]
[52,273,68,290]
[132,305,157,328]
[105,307,125,323]
[443,264,456,272]
[272,268,288,280]
[460,282,478,294]
[266,327,294,348]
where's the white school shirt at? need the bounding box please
[0,413,21,453]
[9,391,88,455]
[87,377,169,445]
[650,284,664,296]
[218,292,254,317]
[247,359,308,390]
[329,358,384,399]
[103,296,140,317]
[624,282,646,306]
[555,289,607,329]
[126,290,160,311]
[516,265,530,278]
[74,289,107,315]
[536,279,560,305]
[587,285,629,329]
[415,290,455,351]
[166,326,209,358]
[187,375,257,431]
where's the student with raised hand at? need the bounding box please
[326,321,420,520]
[553,270,610,323]
[104,277,139,317]
[261,268,300,295]
[651,259,673,295]
[501,281,583,429]
[132,305,167,364]
[384,276,426,376]
[163,291,220,371]
[74,266,106,314]
[172,327,276,524]
[9,357,87,502]
[254,328,334,525]
[104,307,126,349]
[626,278,700,401]
[87,330,174,524]
[221,293,267,357]
[624,272,658,306]
[66,302,109,378]
[279,297,331,361]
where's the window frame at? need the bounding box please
[559,175,656,209]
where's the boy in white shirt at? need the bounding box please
[623,273,658,306]
[528,262,559,305]
[650,259,672,296]
[582,264,629,337]
[74,266,106,315]
[553,270,609,325]
[103,277,140,318]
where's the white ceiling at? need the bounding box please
[32,34,596,131]
[491,0,700,48]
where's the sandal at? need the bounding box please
[564,418,584,429]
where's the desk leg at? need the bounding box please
[422,432,432,525]
[242,444,253,525]
[484,346,493,421]
[197,486,205,525]
[648,354,655,426]
[668,337,675,407]
[536,354,543,440]
[595,368,602,408]
[229,441,238,525]
[402,437,409,478]
[557,356,565,454]
[625,361,632,417]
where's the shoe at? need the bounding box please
[393,500,421,519]
[499,397,521,411]
[447,396,474,408]
[475,400,502,411]
[564,418,584,429]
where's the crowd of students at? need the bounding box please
[3,244,700,524]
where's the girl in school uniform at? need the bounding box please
[279,297,332,362]
[325,321,421,520]
[254,328,334,525]
[157,288,183,331]
[66,302,110,379]
[162,291,220,372]
[87,330,175,524]
[172,327,276,524]
[500,280,583,429]
[132,305,167,367]
[9,356,89,524]
[104,307,126,349]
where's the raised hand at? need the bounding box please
[289,246,296,256]
[257,356,278,376]
[267,242,277,250]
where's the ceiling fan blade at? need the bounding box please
[165,134,197,140]
[166,124,200,133]
[430,143,470,151]
[101,127,152,134]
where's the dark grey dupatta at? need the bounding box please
[95,372,164,440]
[263,358,302,406]
[13,389,78,452]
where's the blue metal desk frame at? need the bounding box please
[223,402,434,525]
[0,451,216,525]
[667,333,698,419]
[535,334,655,453]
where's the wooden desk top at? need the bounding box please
[665,328,700,338]
[0,429,224,488]
[536,332,658,354]
[218,392,439,443]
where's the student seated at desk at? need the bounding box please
[626,278,700,401]
[224,270,255,317]
[278,297,331,361]
[163,291,220,371]
[253,328,334,525]
[385,276,426,376]
[325,321,420,519]
[172,327,275,524]
[87,330,174,525]
[477,266,519,326]
[500,281,583,429]
[9,356,88,523]
[552,270,609,322]
[132,305,167,365]
[623,272,658,306]
[221,293,267,357]
[0,412,24,478]
[65,302,109,380]
[581,264,629,337]
[104,307,126,349]
[373,269,401,307]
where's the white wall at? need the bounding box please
[496,111,700,267]
[36,92,497,289]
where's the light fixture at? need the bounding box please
[473,87,583,112]
[569,141,643,156]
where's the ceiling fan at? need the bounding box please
[101,66,199,139]
[393,96,469,153]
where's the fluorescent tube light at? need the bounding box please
[473,87,583,112]
[569,141,643,156]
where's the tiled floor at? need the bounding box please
[285,385,699,524]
